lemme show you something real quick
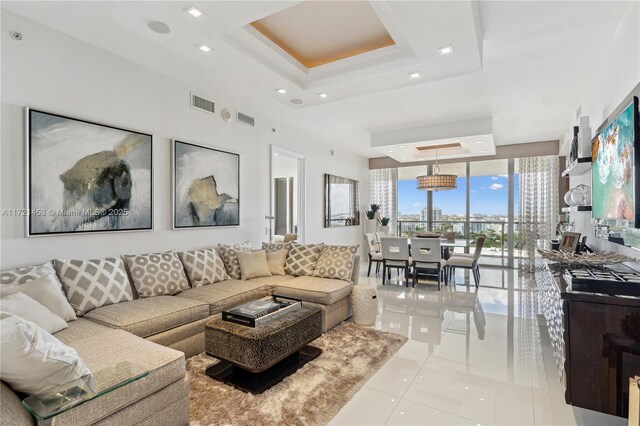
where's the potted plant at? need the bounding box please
[379,217,391,235]
[365,204,381,233]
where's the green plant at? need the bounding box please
[365,204,381,219]
[379,217,390,226]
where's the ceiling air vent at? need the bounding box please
[191,93,215,114]
[237,111,255,128]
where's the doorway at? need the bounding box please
[270,146,305,242]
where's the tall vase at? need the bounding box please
[378,225,389,236]
[366,219,378,234]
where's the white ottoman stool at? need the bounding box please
[351,285,378,326]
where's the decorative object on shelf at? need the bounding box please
[592,96,639,224]
[536,249,632,266]
[173,140,239,228]
[570,184,591,206]
[26,109,153,236]
[564,190,576,206]
[364,204,380,233]
[324,175,360,228]
[560,232,581,252]
[378,217,390,235]
[416,146,457,191]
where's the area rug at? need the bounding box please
[186,323,407,426]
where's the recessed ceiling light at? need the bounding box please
[480,150,487,153]
[275,88,287,94]
[454,139,461,143]
[387,150,393,153]
[475,140,483,144]
[184,6,204,18]
[318,93,328,98]
[409,71,422,79]
[199,45,212,52]
[401,157,407,160]
[438,45,454,55]
[399,145,405,148]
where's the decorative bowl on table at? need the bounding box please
[537,249,632,266]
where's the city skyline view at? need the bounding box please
[398,174,520,217]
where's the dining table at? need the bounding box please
[407,237,475,258]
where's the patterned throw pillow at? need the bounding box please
[1,262,56,286]
[313,245,359,283]
[178,249,228,287]
[218,242,252,280]
[261,242,291,254]
[53,258,133,316]
[123,251,190,298]
[285,243,324,276]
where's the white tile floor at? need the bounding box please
[330,267,627,426]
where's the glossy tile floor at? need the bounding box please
[330,266,627,426]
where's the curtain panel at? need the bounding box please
[369,168,398,234]
[518,155,559,271]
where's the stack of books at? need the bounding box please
[222,296,301,327]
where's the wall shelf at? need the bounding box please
[561,157,592,177]
[561,205,592,212]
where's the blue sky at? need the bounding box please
[398,174,520,216]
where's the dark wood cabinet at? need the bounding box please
[536,255,640,418]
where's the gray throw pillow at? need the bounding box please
[54,257,133,316]
[178,248,228,287]
[123,251,190,298]
[312,245,359,283]
[285,243,324,276]
[218,242,252,280]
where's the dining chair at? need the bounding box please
[365,233,383,277]
[380,237,412,286]
[410,238,447,290]
[442,231,455,241]
[446,235,486,287]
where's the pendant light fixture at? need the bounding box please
[416,145,457,191]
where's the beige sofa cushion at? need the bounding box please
[0,381,34,426]
[176,280,271,314]
[266,250,288,275]
[51,329,185,425]
[84,296,208,338]
[248,275,296,286]
[54,318,112,345]
[271,275,353,305]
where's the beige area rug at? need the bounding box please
[186,323,407,426]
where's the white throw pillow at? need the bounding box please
[0,292,68,333]
[1,273,77,322]
[0,312,93,395]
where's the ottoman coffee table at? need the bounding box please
[204,304,323,394]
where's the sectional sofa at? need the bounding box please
[0,244,360,425]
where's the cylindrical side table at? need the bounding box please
[351,285,378,326]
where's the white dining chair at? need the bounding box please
[380,237,412,286]
[410,238,447,290]
[365,233,383,276]
[446,235,486,287]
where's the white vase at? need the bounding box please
[366,219,378,234]
[378,225,389,236]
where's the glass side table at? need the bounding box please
[22,361,148,424]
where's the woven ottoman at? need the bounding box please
[205,304,322,393]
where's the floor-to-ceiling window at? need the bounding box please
[432,162,467,238]
[397,166,429,235]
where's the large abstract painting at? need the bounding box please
[592,99,638,222]
[173,140,239,228]
[27,109,153,236]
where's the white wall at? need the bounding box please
[0,11,369,269]
[567,1,640,263]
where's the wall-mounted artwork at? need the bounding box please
[27,109,153,236]
[324,174,360,227]
[173,140,239,228]
[592,96,639,224]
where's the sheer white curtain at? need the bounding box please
[369,168,398,235]
[518,155,559,271]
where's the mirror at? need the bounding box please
[272,152,300,239]
[324,174,360,227]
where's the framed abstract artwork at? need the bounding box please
[172,140,239,228]
[26,109,153,236]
